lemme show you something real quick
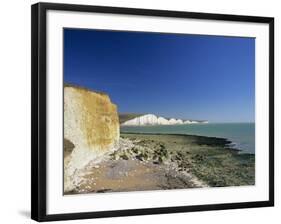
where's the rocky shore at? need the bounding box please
[64,133,254,194]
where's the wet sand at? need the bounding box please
[65,133,254,195]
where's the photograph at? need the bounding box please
[63,28,255,195]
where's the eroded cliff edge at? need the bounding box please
[64,84,119,192]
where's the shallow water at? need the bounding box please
[121,123,255,154]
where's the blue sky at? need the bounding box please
[64,28,255,123]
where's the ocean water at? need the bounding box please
[121,123,255,154]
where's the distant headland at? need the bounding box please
[120,113,208,126]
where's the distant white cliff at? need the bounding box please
[121,114,208,126]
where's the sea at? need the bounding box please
[121,123,255,154]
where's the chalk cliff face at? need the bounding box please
[121,114,183,126]
[121,114,208,126]
[64,85,119,191]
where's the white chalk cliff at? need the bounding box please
[64,85,120,192]
[121,114,208,126]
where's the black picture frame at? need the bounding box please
[31,2,274,222]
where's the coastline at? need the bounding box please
[65,132,254,194]
[120,122,255,154]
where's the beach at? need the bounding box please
[65,133,255,194]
